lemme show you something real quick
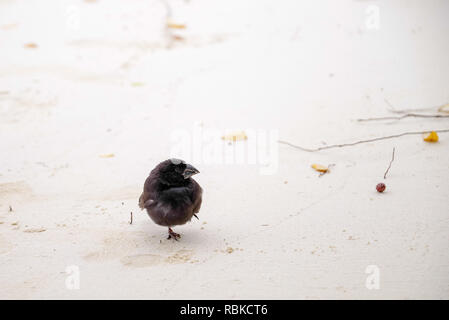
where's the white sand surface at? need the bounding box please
[0,0,448,299]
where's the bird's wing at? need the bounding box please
[191,180,203,214]
[138,192,154,210]
[192,195,202,214]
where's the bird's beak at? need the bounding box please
[183,164,200,179]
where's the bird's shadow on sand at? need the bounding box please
[83,221,222,268]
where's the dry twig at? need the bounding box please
[383,148,395,179]
[356,99,449,121]
[278,129,449,152]
[384,98,446,114]
[357,113,449,122]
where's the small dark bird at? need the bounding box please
[139,159,202,240]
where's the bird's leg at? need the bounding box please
[193,214,199,220]
[167,227,181,240]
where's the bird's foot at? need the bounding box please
[167,227,181,241]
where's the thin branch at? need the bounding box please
[357,113,449,122]
[384,98,445,114]
[129,212,133,225]
[383,147,395,179]
[278,129,449,152]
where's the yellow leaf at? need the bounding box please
[131,82,144,87]
[222,131,248,142]
[311,164,328,173]
[99,153,115,158]
[167,22,186,29]
[423,131,439,142]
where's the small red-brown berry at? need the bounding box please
[376,183,386,193]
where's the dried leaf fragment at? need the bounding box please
[311,164,328,173]
[438,103,449,114]
[172,35,185,41]
[1,23,18,30]
[167,22,186,29]
[423,131,439,142]
[99,153,115,158]
[24,43,38,49]
[222,131,248,142]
